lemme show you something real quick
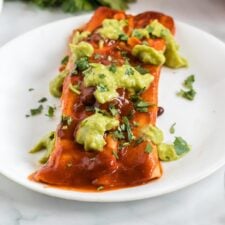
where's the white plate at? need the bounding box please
[0,14,225,202]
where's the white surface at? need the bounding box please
[0,0,225,223]
[0,0,3,13]
[1,15,225,202]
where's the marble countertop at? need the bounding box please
[0,0,225,224]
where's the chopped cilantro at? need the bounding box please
[113,130,125,140]
[61,115,73,126]
[145,143,152,154]
[134,100,151,112]
[38,97,47,103]
[76,57,89,71]
[134,137,144,146]
[97,84,108,92]
[132,30,143,39]
[177,75,196,101]
[94,107,111,117]
[125,67,134,76]
[134,65,148,75]
[123,116,135,141]
[177,89,196,101]
[28,88,34,92]
[119,33,128,41]
[45,106,55,118]
[109,104,118,116]
[169,123,176,134]
[173,137,190,156]
[109,64,117,73]
[30,105,43,116]
[184,75,195,89]
[61,55,69,65]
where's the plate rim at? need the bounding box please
[1,14,225,202]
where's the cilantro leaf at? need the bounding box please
[123,116,135,141]
[45,106,55,118]
[169,123,176,134]
[125,67,134,76]
[38,97,47,103]
[97,84,108,92]
[177,89,196,101]
[109,64,117,73]
[76,57,89,71]
[177,75,196,101]
[109,104,118,116]
[145,143,152,154]
[134,65,148,75]
[184,75,195,89]
[30,105,43,116]
[173,137,190,156]
[113,130,125,140]
[61,55,69,65]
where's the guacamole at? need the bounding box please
[158,143,179,161]
[132,45,166,65]
[83,63,154,104]
[141,125,164,145]
[98,19,128,40]
[132,28,150,39]
[70,41,94,61]
[148,20,188,68]
[75,113,119,151]
[29,131,55,164]
[49,70,68,98]
[72,31,90,44]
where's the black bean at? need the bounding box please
[157,106,164,117]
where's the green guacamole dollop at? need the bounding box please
[49,70,68,98]
[141,125,191,161]
[132,45,166,65]
[75,113,119,151]
[148,20,188,68]
[70,41,94,61]
[141,125,164,145]
[29,131,55,164]
[72,31,90,44]
[83,63,154,104]
[98,19,128,40]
